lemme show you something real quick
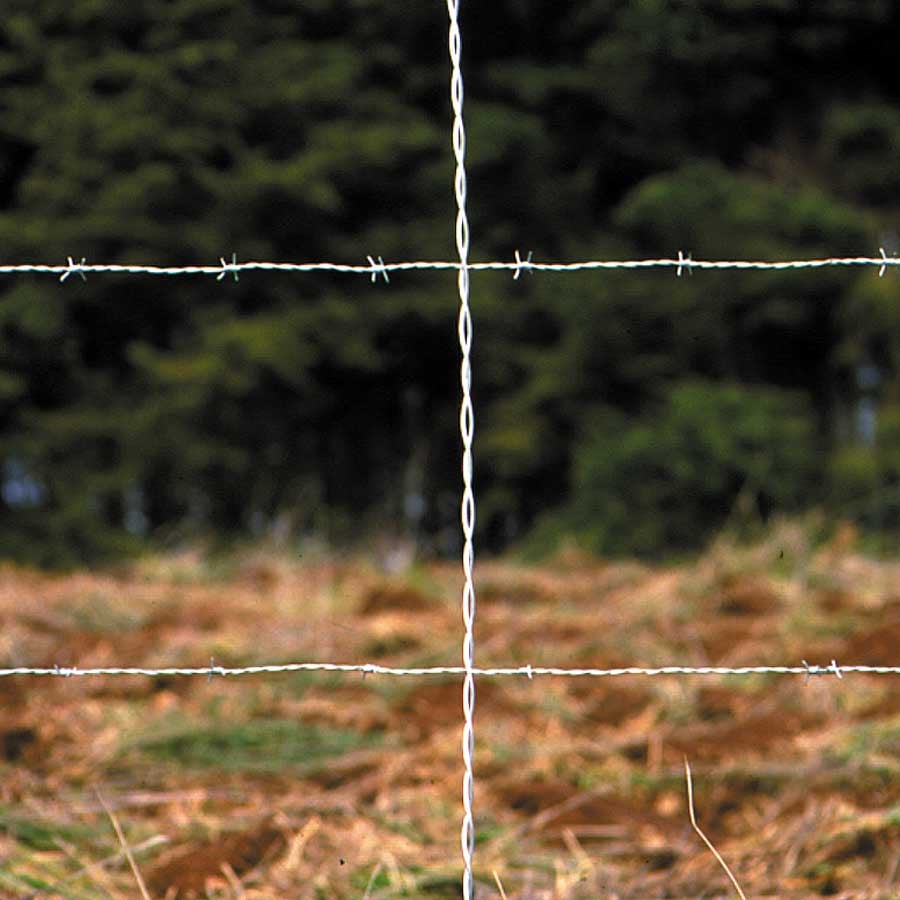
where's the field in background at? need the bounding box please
[1,523,899,898]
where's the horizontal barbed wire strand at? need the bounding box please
[1,252,899,281]
[1,662,897,678]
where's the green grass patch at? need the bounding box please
[0,870,63,895]
[350,864,391,892]
[826,719,900,764]
[474,819,505,845]
[136,718,383,773]
[0,809,110,900]
[0,807,98,853]
[64,593,147,634]
[371,813,434,845]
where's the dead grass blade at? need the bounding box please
[493,869,509,899]
[96,790,153,900]
[362,859,384,900]
[684,756,747,900]
[60,836,169,890]
[219,861,245,896]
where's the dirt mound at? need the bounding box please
[147,823,286,896]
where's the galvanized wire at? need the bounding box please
[1,661,897,679]
[2,251,898,282]
[445,1,477,897]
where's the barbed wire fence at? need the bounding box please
[4,248,900,282]
[4,662,900,680]
[3,2,900,897]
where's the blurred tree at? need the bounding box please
[560,381,821,558]
[0,0,898,562]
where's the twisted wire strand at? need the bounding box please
[3,253,898,281]
[444,1,477,897]
[1,662,896,679]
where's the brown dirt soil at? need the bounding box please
[0,544,899,897]
[147,823,286,896]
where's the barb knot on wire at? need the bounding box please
[802,658,843,684]
[367,255,390,284]
[217,253,240,282]
[879,247,897,278]
[513,249,533,280]
[60,256,87,282]
[207,657,227,681]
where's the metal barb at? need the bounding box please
[880,247,891,278]
[802,659,843,683]
[677,250,693,277]
[217,253,239,282]
[367,255,390,284]
[801,659,815,684]
[60,256,87,282]
[513,249,533,280]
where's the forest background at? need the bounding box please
[2,0,900,567]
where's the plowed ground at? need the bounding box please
[1,527,898,898]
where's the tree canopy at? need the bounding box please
[1,1,899,564]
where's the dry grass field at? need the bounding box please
[1,523,899,898]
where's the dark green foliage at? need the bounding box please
[0,1,898,562]
[562,382,820,557]
[829,409,900,533]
